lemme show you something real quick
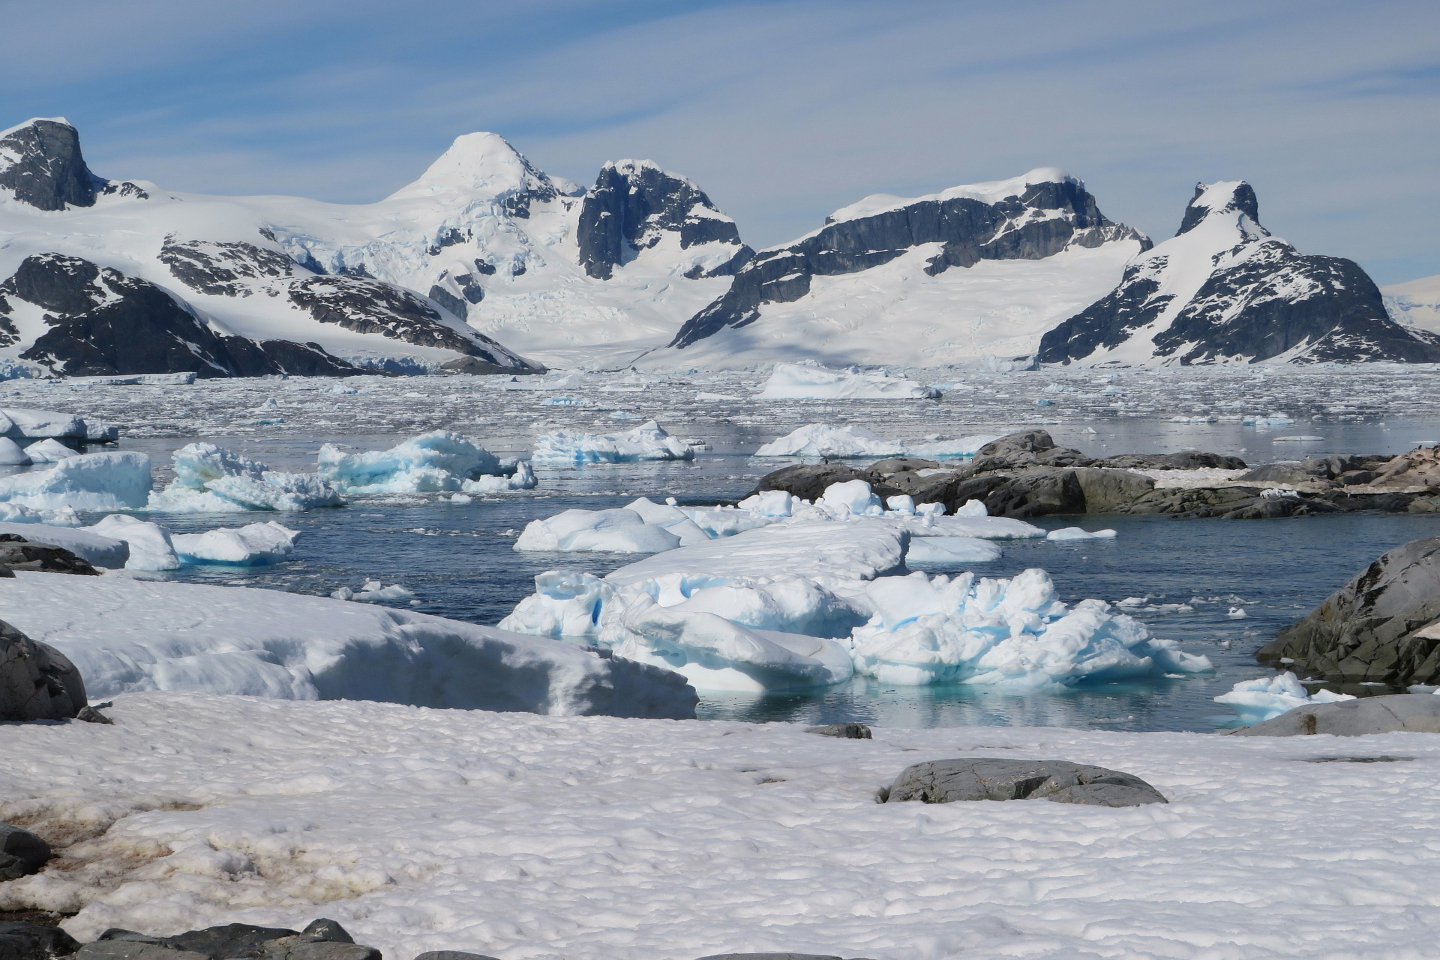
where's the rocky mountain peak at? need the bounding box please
[386,131,560,217]
[1176,180,1262,237]
[0,117,99,211]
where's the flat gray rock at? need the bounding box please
[1230,694,1440,737]
[805,723,871,739]
[0,823,52,880]
[885,758,1166,807]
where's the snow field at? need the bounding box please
[6,693,1440,959]
[756,363,942,400]
[0,573,694,718]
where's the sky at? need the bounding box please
[3,0,1438,284]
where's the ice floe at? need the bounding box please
[317,431,527,495]
[89,514,180,571]
[531,420,694,466]
[148,443,342,513]
[0,573,695,718]
[22,438,79,463]
[756,363,941,400]
[333,580,417,602]
[0,452,151,511]
[1214,671,1355,724]
[1047,526,1119,541]
[0,408,87,440]
[172,521,299,566]
[0,437,31,465]
[755,423,997,459]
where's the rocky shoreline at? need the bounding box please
[754,429,1440,519]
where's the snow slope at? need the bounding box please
[1384,273,1440,335]
[7,693,1440,959]
[0,573,695,718]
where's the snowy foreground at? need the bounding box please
[5,694,1440,959]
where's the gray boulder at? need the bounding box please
[1073,467,1155,513]
[1,619,88,721]
[1229,694,1440,737]
[0,537,101,575]
[0,922,80,960]
[298,925,350,946]
[1256,536,1440,685]
[0,823,53,880]
[753,464,899,503]
[85,924,379,960]
[885,758,1166,807]
[805,723,871,739]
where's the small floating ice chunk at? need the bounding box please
[818,479,883,517]
[754,422,995,459]
[735,490,793,518]
[531,420,693,466]
[460,460,537,494]
[22,438,79,463]
[886,494,916,515]
[514,508,683,554]
[955,499,987,517]
[318,431,503,494]
[1227,606,1248,619]
[1047,527,1118,541]
[334,579,416,602]
[172,521,299,566]
[1215,671,1355,724]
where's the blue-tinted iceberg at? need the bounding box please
[1214,672,1355,724]
[149,443,342,513]
[0,452,151,511]
[531,420,693,466]
[317,431,527,495]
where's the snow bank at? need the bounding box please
[756,363,941,400]
[1214,671,1355,724]
[0,521,129,568]
[6,695,1439,959]
[0,452,151,511]
[172,521,299,566]
[0,574,695,719]
[148,443,341,513]
[317,431,523,495]
[755,423,996,459]
[531,420,694,466]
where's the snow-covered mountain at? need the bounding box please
[0,118,749,376]
[1383,274,1440,336]
[651,169,1149,368]
[1037,182,1440,366]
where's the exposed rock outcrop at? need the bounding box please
[0,824,53,880]
[885,758,1166,807]
[1,618,88,721]
[1256,537,1440,686]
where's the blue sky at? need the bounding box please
[5,0,1438,283]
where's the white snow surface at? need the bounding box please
[1383,272,1440,334]
[0,573,694,717]
[0,521,128,568]
[756,363,942,400]
[755,423,997,459]
[10,693,1421,959]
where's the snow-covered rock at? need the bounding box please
[172,521,299,565]
[0,451,151,511]
[0,521,128,568]
[1038,181,1440,365]
[1214,671,1356,724]
[662,169,1147,368]
[755,364,941,400]
[148,443,341,513]
[531,420,693,466]
[0,573,696,718]
[316,431,506,495]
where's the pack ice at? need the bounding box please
[756,363,942,400]
[0,573,696,718]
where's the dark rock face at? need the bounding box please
[1038,181,1440,365]
[3,254,356,378]
[1,618,88,721]
[0,921,79,960]
[159,240,296,298]
[80,923,379,960]
[0,120,98,211]
[805,723,872,739]
[289,276,541,372]
[577,161,749,280]
[672,177,1145,349]
[754,463,891,503]
[0,825,53,881]
[1257,537,1440,686]
[1229,694,1440,737]
[1095,451,1247,470]
[0,537,102,575]
[885,758,1166,807]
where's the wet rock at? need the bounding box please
[0,825,53,881]
[886,758,1166,807]
[1,619,88,721]
[1229,694,1440,737]
[1257,536,1440,685]
[866,457,940,475]
[1072,467,1155,513]
[806,723,871,739]
[979,469,1086,518]
[0,922,80,960]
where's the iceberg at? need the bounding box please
[317,431,522,495]
[148,443,342,513]
[172,521,299,565]
[531,420,694,466]
[755,423,997,459]
[0,408,87,440]
[0,573,696,719]
[515,507,684,554]
[460,460,537,493]
[0,437,31,465]
[756,363,941,400]
[905,536,1004,566]
[1046,527,1119,541]
[1215,672,1355,724]
[90,514,180,571]
[0,451,152,511]
[21,438,78,463]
